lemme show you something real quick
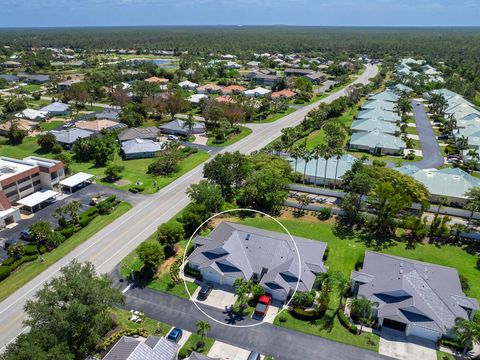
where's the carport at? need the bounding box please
[17,190,58,213]
[60,172,94,193]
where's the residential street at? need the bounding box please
[124,287,391,360]
[0,64,378,352]
[409,99,444,169]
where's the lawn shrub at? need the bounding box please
[24,244,39,255]
[98,328,148,352]
[338,310,358,335]
[183,263,202,280]
[129,185,145,193]
[291,307,320,320]
[0,265,11,281]
[354,254,364,270]
[10,255,39,271]
[317,207,332,220]
[439,338,472,352]
[323,246,330,261]
[59,226,75,239]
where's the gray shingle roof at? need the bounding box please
[40,102,70,113]
[188,222,327,298]
[118,127,161,142]
[188,352,221,360]
[50,128,94,144]
[103,336,179,360]
[121,139,164,155]
[352,251,478,334]
[159,119,206,135]
[350,130,406,150]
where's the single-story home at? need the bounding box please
[0,119,39,136]
[118,126,161,143]
[361,100,396,112]
[103,336,179,360]
[368,90,399,103]
[357,109,400,123]
[20,74,50,84]
[303,71,326,84]
[178,80,199,90]
[244,87,271,97]
[75,119,126,133]
[144,76,169,84]
[159,119,206,136]
[391,84,413,95]
[50,128,95,148]
[197,84,222,94]
[245,71,280,87]
[0,74,19,82]
[396,165,480,206]
[188,93,209,105]
[285,68,314,77]
[350,119,400,135]
[351,251,478,341]
[288,154,357,186]
[39,102,71,116]
[87,107,121,121]
[188,221,327,301]
[57,79,83,92]
[349,130,406,155]
[14,108,48,121]
[225,61,241,69]
[121,139,164,159]
[221,85,247,95]
[271,89,296,99]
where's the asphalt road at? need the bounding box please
[124,287,390,360]
[0,64,378,352]
[409,100,444,169]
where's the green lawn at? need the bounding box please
[206,126,252,147]
[231,216,480,301]
[405,126,418,135]
[437,351,455,360]
[39,121,64,131]
[0,136,210,194]
[345,150,422,165]
[179,334,215,356]
[112,308,171,336]
[16,84,42,93]
[0,202,132,302]
[255,107,296,124]
[148,273,199,299]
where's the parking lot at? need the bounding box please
[0,183,142,261]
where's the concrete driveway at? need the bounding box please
[378,329,437,360]
[193,284,236,310]
[208,341,255,360]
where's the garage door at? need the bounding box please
[203,270,222,285]
[408,325,441,341]
[383,318,407,332]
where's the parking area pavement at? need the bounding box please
[207,340,257,360]
[193,284,237,310]
[378,329,437,360]
[0,183,143,261]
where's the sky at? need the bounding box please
[0,0,479,27]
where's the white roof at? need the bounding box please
[14,108,48,120]
[244,87,271,96]
[188,94,208,103]
[59,172,94,187]
[17,190,58,208]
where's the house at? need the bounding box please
[118,126,161,143]
[303,71,326,84]
[221,85,246,95]
[396,166,480,206]
[391,84,414,95]
[361,100,396,112]
[0,61,21,68]
[225,61,241,69]
[57,79,83,92]
[187,352,221,360]
[284,68,314,77]
[144,76,169,84]
[0,119,39,136]
[357,109,400,123]
[174,114,206,122]
[159,119,206,136]
[188,221,327,301]
[271,89,296,99]
[244,87,271,98]
[75,119,126,133]
[288,154,357,186]
[0,156,65,227]
[21,74,50,84]
[196,84,222,94]
[245,71,280,87]
[368,90,399,103]
[14,108,48,121]
[350,119,400,135]
[50,128,95,148]
[39,102,71,116]
[214,95,236,104]
[103,336,179,360]
[0,74,19,82]
[121,139,164,159]
[188,93,209,105]
[349,130,406,155]
[351,251,478,341]
[87,107,121,121]
[178,80,199,90]
[246,61,260,68]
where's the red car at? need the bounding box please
[254,294,272,318]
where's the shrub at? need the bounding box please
[322,247,330,261]
[372,160,386,167]
[459,274,470,293]
[291,307,320,320]
[129,185,145,193]
[0,265,11,281]
[2,257,15,266]
[476,256,480,270]
[24,244,39,255]
[99,328,148,352]
[59,226,75,239]
[439,338,472,352]
[338,310,358,335]
[10,254,38,271]
[183,264,202,280]
[278,313,287,323]
[354,254,364,271]
[317,207,332,220]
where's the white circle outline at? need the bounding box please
[181,208,302,328]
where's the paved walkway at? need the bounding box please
[409,100,444,169]
[123,287,390,360]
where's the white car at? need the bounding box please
[167,134,179,141]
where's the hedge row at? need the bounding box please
[338,309,358,335]
[98,328,148,352]
[183,263,202,280]
[439,338,471,352]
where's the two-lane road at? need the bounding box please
[0,64,378,351]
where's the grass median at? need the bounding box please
[0,202,132,302]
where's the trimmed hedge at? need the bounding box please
[291,307,320,320]
[439,338,472,352]
[10,255,39,271]
[0,265,11,281]
[338,310,358,335]
[183,264,202,280]
[98,328,148,352]
[129,185,144,193]
[59,226,75,239]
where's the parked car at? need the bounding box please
[247,351,261,360]
[63,122,74,128]
[167,134,178,141]
[437,134,450,141]
[197,283,213,300]
[166,328,183,343]
[44,197,57,204]
[254,294,272,318]
[20,229,32,241]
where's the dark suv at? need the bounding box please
[197,283,213,300]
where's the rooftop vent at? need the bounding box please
[245,234,251,241]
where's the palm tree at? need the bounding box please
[455,135,469,152]
[312,145,322,186]
[289,144,302,173]
[320,144,333,188]
[465,187,480,225]
[301,148,313,184]
[332,149,344,190]
[65,200,82,225]
[452,318,480,356]
[233,278,252,312]
[350,297,378,333]
[183,114,196,136]
[465,148,480,172]
[436,196,448,215]
[196,320,211,341]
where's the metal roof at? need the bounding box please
[59,172,94,188]
[17,190,58,208]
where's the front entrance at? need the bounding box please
[383,318,407,332]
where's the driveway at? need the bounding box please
[123,286,391,360]
[378,329,437,360]
[192,284,236,310]
[208,341,254,360]
[0,184,143,261]
[409,100,444,169]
